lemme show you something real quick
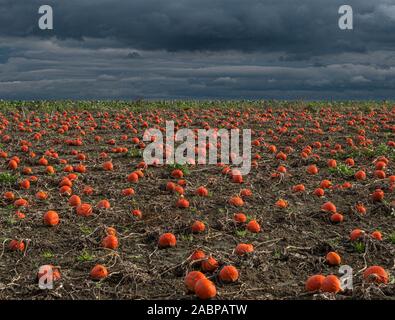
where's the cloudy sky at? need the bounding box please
[1,0,395,100]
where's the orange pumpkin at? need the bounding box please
[194,278,216,300]
[234,213,247,223]
[102,235,119,250]
[90,264,108,280]
[196,186,209,197]
[184,271,206,292]
[321,275,342,293]
[235,243,254,255]
[219,265,239,282]
[246,220,260,233]
[44,210,59,226]
[321,202,337,213]
[97,199,111,209]
[158,233,177,248]
[37,265,61,282]
[9,240,25,252]
[68,195,81,207]
[326,252,341,265]
[76,203,93,217]
[201,257,219,272]
[363,266,388,284]
[350,229,365,241]
[229,196,244,207]
[305,274,325,292]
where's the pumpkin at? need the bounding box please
[8,159,18,170]
[201,257,219,272]
[127,172,139,183]
[166,182,176,192]
[327,159,337,168]
[229,196,244,207]
[306,164,318,175]
[76,203,93,217]
[321,202,337,213]
[176,197,189,208]
[355,203,366,215]
[191,220,205,233]
[219,265,239,282]
[97,199,111,209]
[371,230,382,241]
[196,186,209,197]
[235,243,254,255]
[350,229,365,241]
[19,179,30,190]
[321,275,342,293]
[102,235,119,250]
[171,169,183,179]
[36,191,48,200]
[37,265,61,282]
[44,210,59,226]
[314,188,325,197]
[330,213,344,223]
[194,278,216,300]
[9,240,25,251]
[292,184,305,193]
[102,161,113,171]
[131,209,142,219]
[106,227,117,236]
[371,189,384,202]
[275,199,288,208]
[14,198,28,207]
[305,274,326,292]
[68,195,81,207]
[3,191,15,201]
[246,220,260,233]
[190,250,206,261]
[90,264,108,280]
[184,271,206,292]
[234,213,247,223]
[122,188,135,196]
[158,233,177,248]
[83,186,94,195]
[326,252,341,265]
[355,170,366,180]
[59,185,72,196]
[363,266,388,284]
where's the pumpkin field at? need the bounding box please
[0,101,394,300]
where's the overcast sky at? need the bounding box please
[1,0,395,100]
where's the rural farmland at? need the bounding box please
[0,101,394,300]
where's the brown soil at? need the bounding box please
[0,103,394,300]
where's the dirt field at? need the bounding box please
[0,101,394,300]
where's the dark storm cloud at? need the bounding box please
[0,0,394,54]
[0,0,395,100]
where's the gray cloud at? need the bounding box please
[0,1,395,99]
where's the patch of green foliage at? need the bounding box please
[390,232,395,245]
[42,251,54,259]
[180,234,193,242]
[0,172,17,185]
[328,163,355,178]
[77,250,94,262]
[353,241,366,254]
[168,163,190,176]
[79,225,93,235]
[343,143,395,162]
[236,230,247,238]
[128,148,142,158]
